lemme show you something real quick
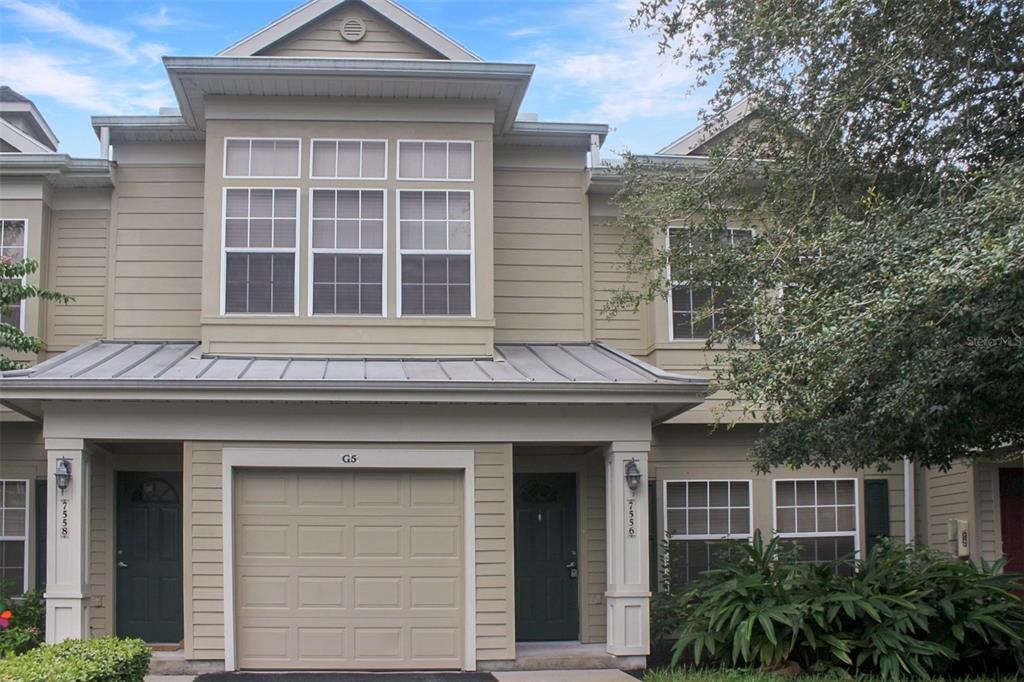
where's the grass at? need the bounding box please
[643,669,1022,682]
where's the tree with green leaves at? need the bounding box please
[1,256,71,371]
[611,0,1024,471]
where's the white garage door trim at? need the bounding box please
[222,447,476,672]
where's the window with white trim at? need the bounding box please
[310,139,387,179]
[223,188,298,314]
[224,138,300,178]
[1,219,27,331]
[398,190,472,316]
[668,226,754,339]
[310,189,385,315]
[774,478,859,566]
[398,141,473,181]
[664,480,752,585]
[0,480,28,595]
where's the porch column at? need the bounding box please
[44,438,91,643]
[604,440,650,656]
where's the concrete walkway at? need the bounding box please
[145,670,637,682]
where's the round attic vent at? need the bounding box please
[340,16,367,42]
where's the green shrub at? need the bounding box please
[0,587,45,656]
[658,531,1024,679]
[0,637,151,682]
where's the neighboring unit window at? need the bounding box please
[310,140,387,179]
[398,141,473,181]
[224,138,300,178]
[398,190,472,316]
[310,189,385,315]
[1,219,27,330]
[774,478,859,565]
[223,188,298,314]
[0,480,28,595]
[668,227,753,339]
[664,480,752,585]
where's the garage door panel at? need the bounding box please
[234,468,463,670]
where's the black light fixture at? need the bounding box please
[54,458,72,492]
[624,459,642,492]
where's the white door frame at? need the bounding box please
[221,447,477,671]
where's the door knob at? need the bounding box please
[117,561,128,568]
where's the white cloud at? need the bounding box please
[135,4,175,30]
[508,27,546,38]
[0,45,175,115]
[0,0,138,62]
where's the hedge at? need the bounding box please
[0,637,151,682]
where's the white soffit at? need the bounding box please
[218,0,480,61]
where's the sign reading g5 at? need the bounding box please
[340,454,359,464]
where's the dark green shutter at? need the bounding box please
[864,479,890,554]
[34,480,47,590]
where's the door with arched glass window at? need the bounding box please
[116,472,183,643]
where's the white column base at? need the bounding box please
[606,593,650,656]
[43,591,91,644]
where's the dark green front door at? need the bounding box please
[514,473,579,641]
[116,472,183,643]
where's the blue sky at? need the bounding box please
[0,0,716,159]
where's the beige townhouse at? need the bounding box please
[0,0,1020,673]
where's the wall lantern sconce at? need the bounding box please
[624,458,642,492]
[55,458,72,492]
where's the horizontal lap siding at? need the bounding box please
[46,209,109,351]
[493,169,587,342]
[652,424,905,551]
[182,442,514,665]
[590,196,645,355]
[184,443,225,660]
[89,452,113,637]
[924,463,972,553]
[475,443,515,661]
[580,453,606,643]
[259,4,443,59]
[113,165,203,341]
[974,463,1000,562]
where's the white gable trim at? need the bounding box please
[657,99,753,156]
[0,101,59,151]
[0,118,54,154]
[218,0,481,61]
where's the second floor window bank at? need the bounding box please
[221,137,475,317]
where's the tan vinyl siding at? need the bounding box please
[974,463,1001,562]
[183,442,225,660]
[651,424,905,553]
[0,422,45,592]
[46,209,109,351]
[922,463,973,554]
[182,441,514,664]
[112,163,204,341]
[589,194,647,355]
[493,154,588,343]
[258,3,444,59]
[474,443,515,661]
[89,451,113,637]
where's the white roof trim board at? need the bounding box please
[218,0,480,61]
[657,99,754,156]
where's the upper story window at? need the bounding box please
[664,479,752,585]
[310,189,385,316]
[0,480,28,595]
[774,478,859,567]
[397,141,473,181]
[223,188,298,314]
[398,190,473,316]
[224,138,301,178]
[668,226,754,340]
[1,219,27,330]
[310,140,387,180]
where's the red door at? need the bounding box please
[999,468,1024,575]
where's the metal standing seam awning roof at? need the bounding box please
[0,340,710,422]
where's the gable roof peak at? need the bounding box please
[219,0,481,61]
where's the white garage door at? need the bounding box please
[234,468,463,669]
